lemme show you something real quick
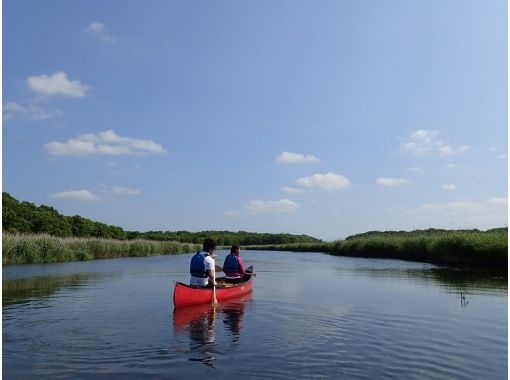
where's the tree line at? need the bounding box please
[345,227,507,240]
[2,192,322,245]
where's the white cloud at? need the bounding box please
[438,145,470,156]
[442,183,456,191]
[3,101,62,121]
[401,129,469,157]
[86,22,115,42]
[403,197,507,229]
[408,167,424,175]
[276,151,319,164]
[445,163,456,169]
[224,210,240,216]
[112,186,140,195]
[401,129,441,155]
[244,199,299,213]
[296,172,351,190]
[376,177,409,186]
[51,190,99,201]
[283,186,305,194]
[499,154,507,159]
[27,72,90,97]
[45,130,166,156]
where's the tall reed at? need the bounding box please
[246,230,508,267]
[2,233,201,265]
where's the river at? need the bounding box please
[3,250,507,379]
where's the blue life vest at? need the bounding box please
[190,252,208,278]
[224,254,239,274]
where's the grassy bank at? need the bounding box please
[2,233,201,265]
[246,229,508,267]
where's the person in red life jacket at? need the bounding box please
[222,245,248,284]
[190,238,217,287]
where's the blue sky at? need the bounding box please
[3,0,507,240]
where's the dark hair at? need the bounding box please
[230,244,240,254]
[202,238,217,252]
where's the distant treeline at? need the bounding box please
[345,228,508,240]
[2,192,321,245]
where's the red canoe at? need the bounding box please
[173,267,254,308]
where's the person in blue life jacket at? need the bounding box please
[190,238,217,287]
[222,245,248,284]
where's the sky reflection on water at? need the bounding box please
[3,251,507,379]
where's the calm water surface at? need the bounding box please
[3,250,507,379]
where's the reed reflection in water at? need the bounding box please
[173,293,252,367]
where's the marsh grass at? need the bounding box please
[2,234,201,265]
[247,230,508,267]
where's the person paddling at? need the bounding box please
[223,245,248,284]
[190,239,217,288]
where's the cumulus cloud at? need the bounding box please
[403,197,507,229]
[28,72,90,97]
[401,129,441,155]
[244,199,299,213]
[86,22,115,42]
[112,186,140,195]
[401,129,469,157]
[45,130,166,156]
[3,101,62,121]
[276,151,319,164]
[51,190,99,201]
[442,183,456,191]
[296,172,351,190]
[283,186,305,194]
[376,177,409,186]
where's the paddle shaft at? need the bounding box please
[211,284,218,305]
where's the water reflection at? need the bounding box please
[173,293,252,366]
[352,265,507,294]
[3,273,96,307]
[222,299,245,344]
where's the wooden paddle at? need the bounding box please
[211,259,219,306]
[211,283,218,306]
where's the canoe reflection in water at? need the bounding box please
[173,293,253,367]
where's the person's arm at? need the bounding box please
[206,256,217,285]
[207,269,216,286]
[238,256,247,274]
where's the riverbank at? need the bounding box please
[246,229,508,267]
[2,234,201,265]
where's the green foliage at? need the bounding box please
[2,192,321,245]
[126,229,321,245]
[247,229,508,267]
[2,193,124,239]
[2,234,202,265]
